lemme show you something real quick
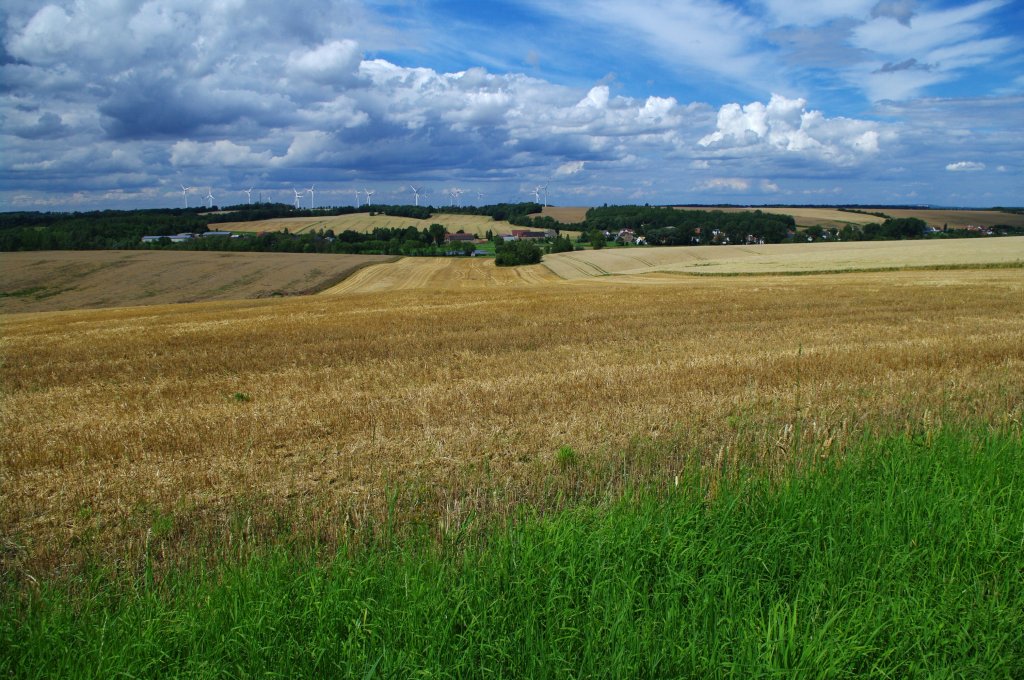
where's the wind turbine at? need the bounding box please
[410,186,422,206]
[307,184,316,209]
[293,188,305,209]
[181,185,192,208]
[354,189,362,208]
[541,184,549,207]
[476,191,485,204]
[532,185,542,204]
[206,187,214,209]
[243,187,253,204]
[364,188,375,206]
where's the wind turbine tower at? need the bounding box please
[354,189,362,208]
[532,186,542,204]
[293,188,305,209]
[181,185,192,208]
[542,184,549,208]
[411,186,421,206]
[243,187,253,204]
[364,188,375,207]
[308,184,316,209]
[206,188,214,209]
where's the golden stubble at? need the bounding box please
[2,269,1022,578]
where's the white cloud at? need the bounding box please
[524,0,775,92]
[698,94,887,165]
[288,40,362,85]
[850,0,1011,100]
[170,140,274,167]
[2,0,1021,208]
[555,161,586,177]
[945,161,985,171]
[697,178,750,191]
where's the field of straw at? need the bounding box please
[543,237,1024,280]
[673,206,1024,229]
[218,212,519,236]
[674,206,886,227]
[0,251,393,314]
[878,209,1024,229]
[322,256,558,295]
[3,265,1022,579]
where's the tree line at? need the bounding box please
[2,203,1021,254]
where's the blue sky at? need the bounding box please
[1,0,1021,210]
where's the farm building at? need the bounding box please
[444,232,479,243]
[511,229,547,240]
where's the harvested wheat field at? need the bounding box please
[3,267,1022,578]
[536,206,589,223]
[873,208,1024,229]
[217,212,518,236]
[675,206,887,227]
[673,206,1024,229]
[0,250,394,313]
[543,237,1024,280]
[322,256,559,295]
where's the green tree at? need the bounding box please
[495,240,541,266]
[428,223,446,246]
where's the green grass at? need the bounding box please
[3,427,1023,677]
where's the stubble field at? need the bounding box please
[0,250,394,313]
[3,267,1022,579]
[673,206,1024,229]
[543,236,1024,280]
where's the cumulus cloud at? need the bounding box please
[697,178,750,191]
[288,40,362,85]
[945,161,985,171]
[698,94,886,165]
[555,161,586,177]
[1,0,1020,208]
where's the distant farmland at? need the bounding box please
[543,237,1024,280]
[874,209,1024,229]
[0,251,393,313]
[536,206,589,223]
[673,206,1024,230]
[675,206,885,228]
[216,212,519,236]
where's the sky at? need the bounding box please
[1,0,1022,211]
